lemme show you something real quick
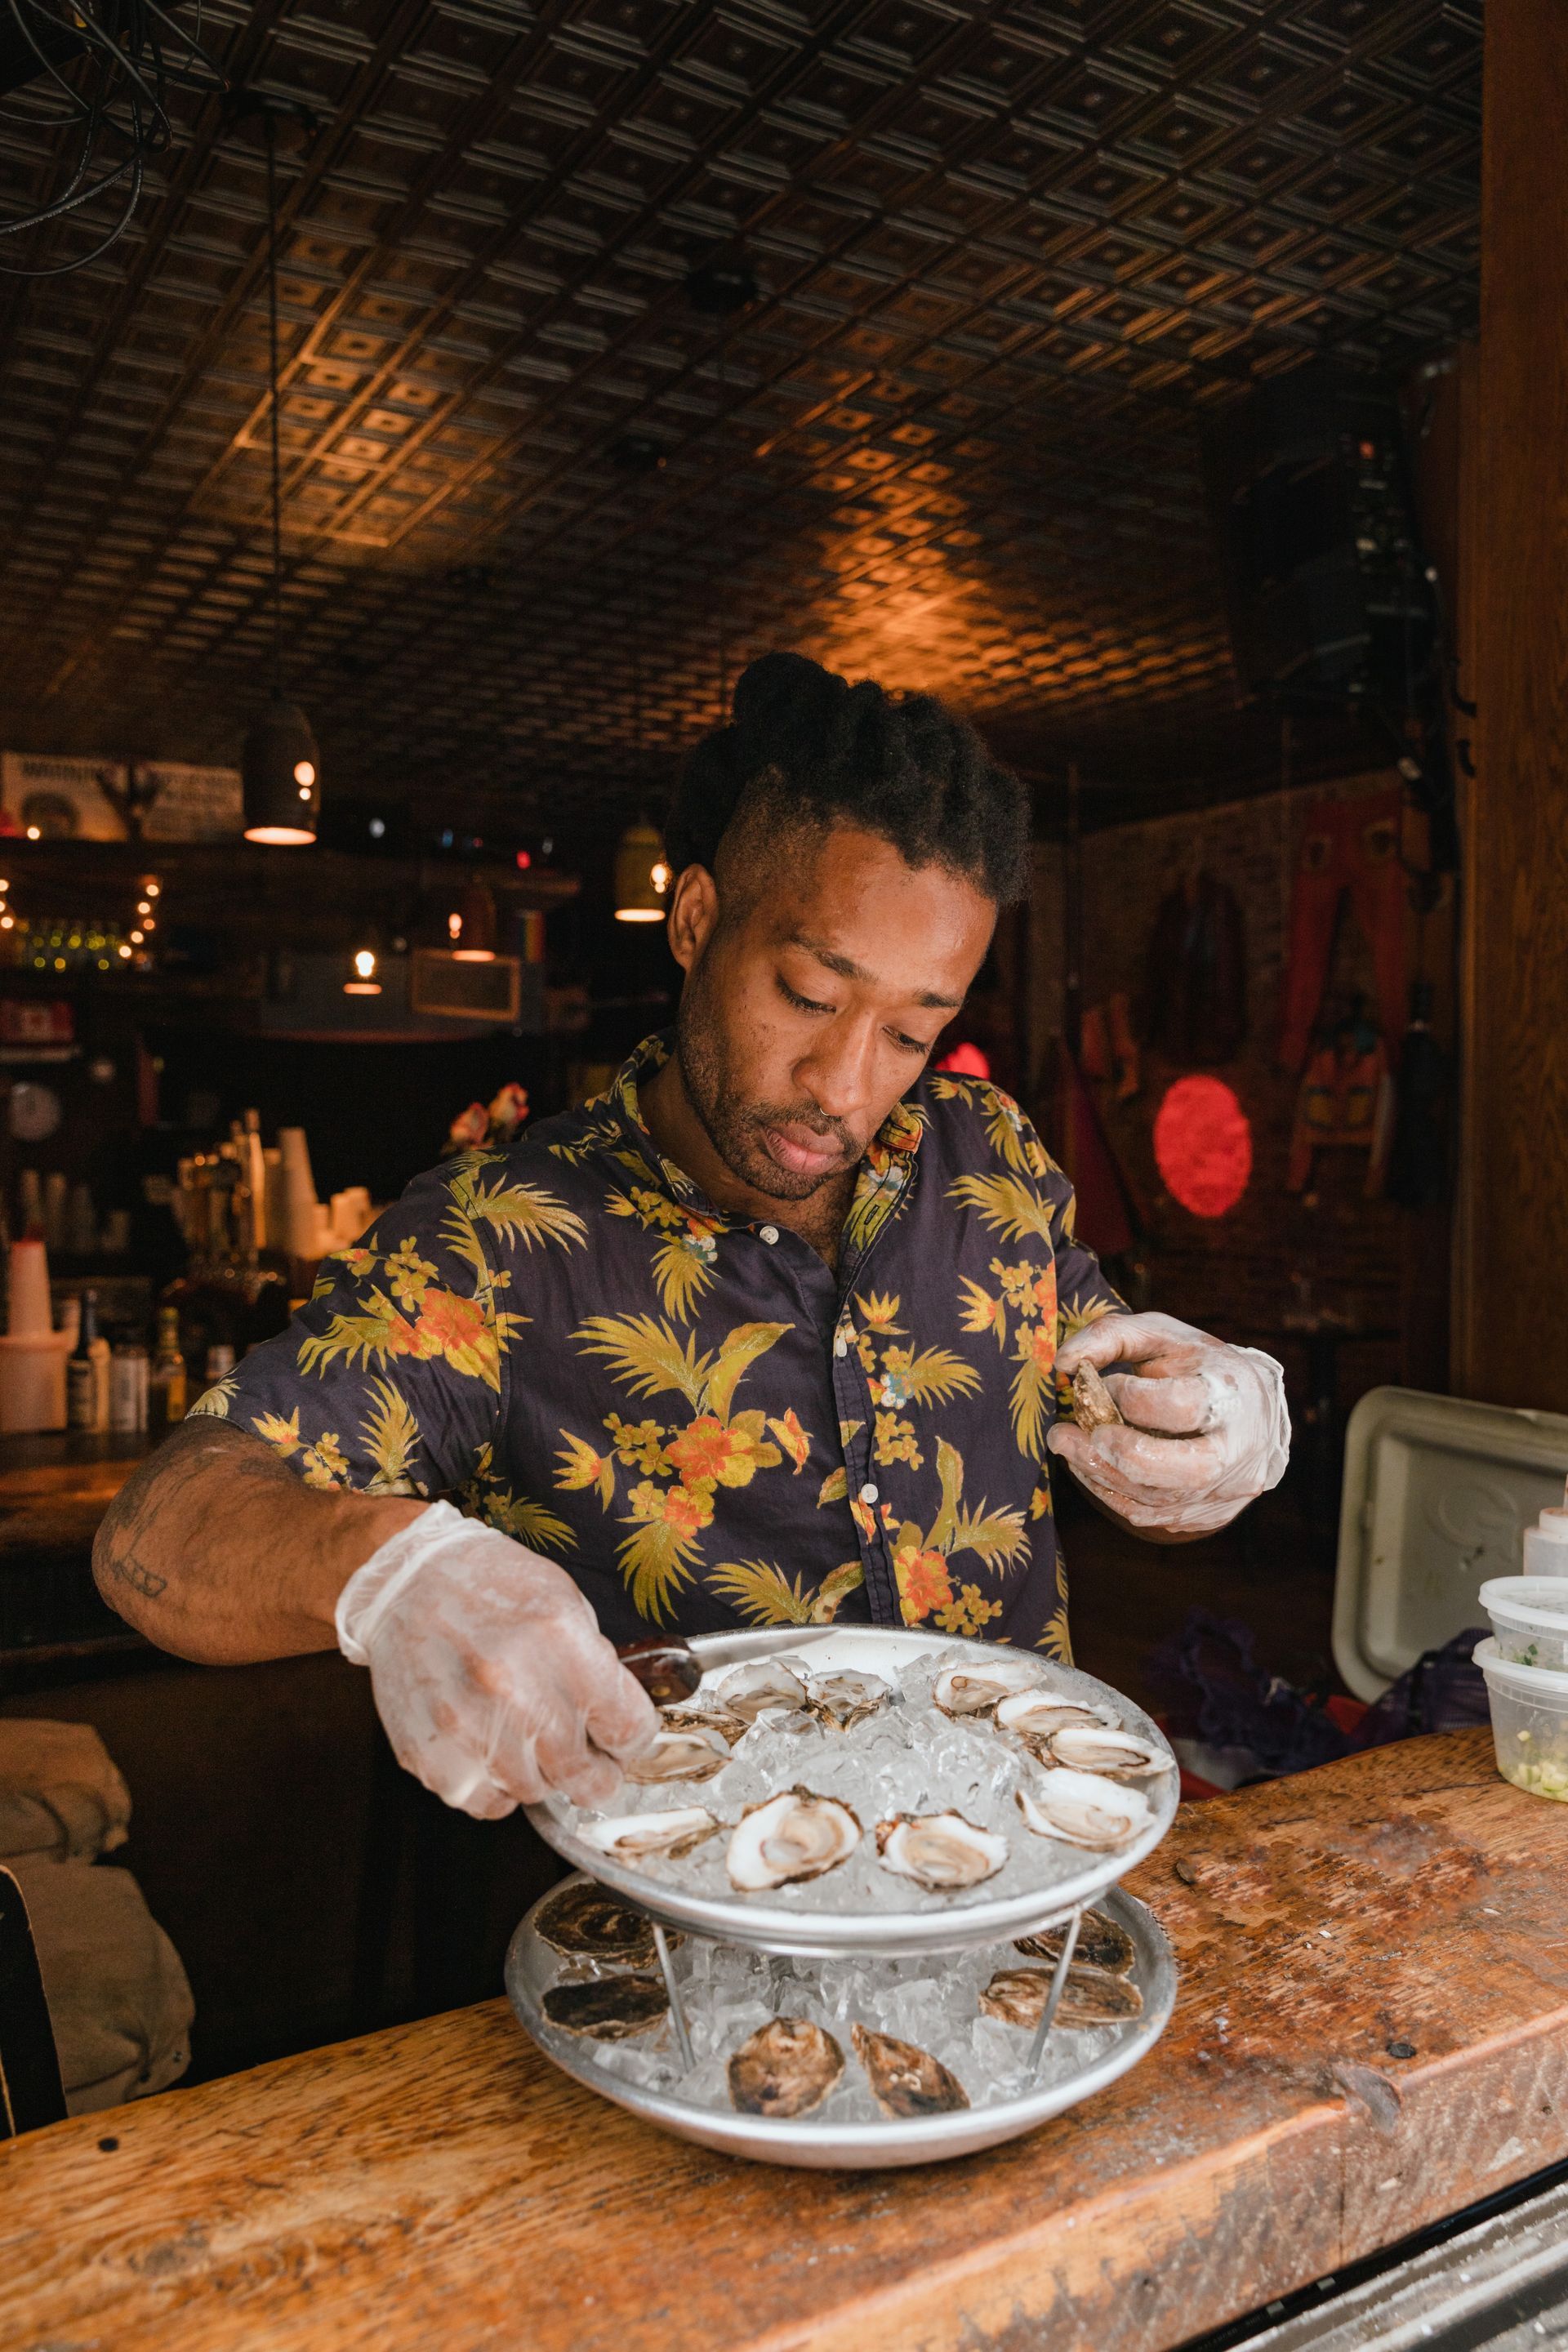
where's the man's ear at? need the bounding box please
[666,863,719,975]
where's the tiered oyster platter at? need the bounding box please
[506,1627,1178,2167]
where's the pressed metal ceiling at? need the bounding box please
[0,0,1481,831]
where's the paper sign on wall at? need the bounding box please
[0,753,127,840]
[135,761,243,842]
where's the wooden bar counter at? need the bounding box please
[4,1726,1567,2352]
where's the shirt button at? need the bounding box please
[759,1223,779,1245]
[834,1336,849,1357]
[860,1482,879,1504]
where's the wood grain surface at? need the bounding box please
[3,1729,1567,2352]
[1457,0,1568,1406]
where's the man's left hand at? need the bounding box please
[1046,1312,1290,1537]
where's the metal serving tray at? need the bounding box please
[506,1876,1177,2169]
[523,1626,1178,1959]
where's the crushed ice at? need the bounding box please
[552,1647,1173,1917]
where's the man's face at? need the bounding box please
[669,821,996,1200]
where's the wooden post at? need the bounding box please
[1454,2,1568,1406]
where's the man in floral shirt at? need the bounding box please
[95,654,1288,1820]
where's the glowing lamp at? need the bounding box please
[1153,1076,1252,1218]
[615,820,670,922]
[242,695,319,844]
[449,880,498,962]
[345,947,381,997]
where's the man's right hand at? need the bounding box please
[336,1503,659,1819]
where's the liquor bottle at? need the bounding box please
[68,1290,105,1432]
[149,1306,187,1428]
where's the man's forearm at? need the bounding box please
[92,1420,427,1664]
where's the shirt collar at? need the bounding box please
[599,1030,926,1234]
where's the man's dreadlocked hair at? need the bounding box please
[664,651,1031,906]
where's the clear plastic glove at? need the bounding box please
[1046,1312,1290,1536]
[335,1502,658,1820]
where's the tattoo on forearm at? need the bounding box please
[93,1419,292,1620]
[106,1552,167,1599]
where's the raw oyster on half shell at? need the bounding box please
[932,1655,1041,1718]
[621,1726,730,1784]
[661,1704,749,1746]
[541,1975,669,2039]
[979,1962,1143,2032]
[875,1810,1007,1892]
[726,1787,862,1890]
[579,1806,719,1864]
[1047,1724,1171,1779]
[1015,1766,1152,1851]
[716,1660,811,1723]
[728,2017,844,2118]
[807,1670,891,1731]
[534,1881,660,1966]
[851,2021,969,2116]
[1015,1908,1135,1976]
[995,1690,1110,1747]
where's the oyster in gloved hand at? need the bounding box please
[851,2021,969,2116]
[728,2017,844,2118]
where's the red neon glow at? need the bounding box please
[1153,1076,1252,1218]
[515,850,532,870]
[935,1041,991,1079]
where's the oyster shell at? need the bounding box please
[995,1691,1109,1745]
[541,1975,669,2040]
[1071,1361,1124,1431]
[808,1670,891,1731]
[728,2016,844,2118]
[979,1963,1143,2032]
[621,1726,730,1784]
[534,1881,659,1965]
[1016,1766,1152,1851]
[1048,1724,1172,1779]
[851,2022,969,2117]
[932,1656,1041,1718]
[726,1786,862,1890]
[662,1705,749,1746]
[1015,1908,1135,1976]
[875,1810,1007,1892]
[579,1806,719,1864]
[716,1660,811,1723]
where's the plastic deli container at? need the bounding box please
[1478,1578,1568,1670]
[1474,1637,1568,1802]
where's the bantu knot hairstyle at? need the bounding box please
[664,651,1031,905]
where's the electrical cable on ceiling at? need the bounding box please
[0,0,226,276]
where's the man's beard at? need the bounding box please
[675,982,858,1201]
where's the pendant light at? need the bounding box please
[448,879,498,962]
[241,101,319,846]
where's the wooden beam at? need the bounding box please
[1455,2,1568,1405]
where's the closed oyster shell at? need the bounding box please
[851,2021,969,2116]
[875,1810,1007,1892]
[1015,1908,1135,1976]
[979,1963,1143,2032]
[932,1656,1041,1718]
[579,1806,719,1864]
[1047,1724,1171,1779]
[534,1881,658,1965]
[621,1726,731,1784]
[1071,1361,1124,1431]
[541,1975,669,2039]
[727,1787,862,1891]
[728,2017,844,2118]
[1015,1766,1152,1851]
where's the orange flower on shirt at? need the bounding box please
[666,1411,780,1490]
[412,1290,498,1384]
[629,1478,715,1539]
[893,1544,954,1624]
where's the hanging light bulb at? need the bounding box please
[615,820,670,923]
[449,880,498,962]
[240,102,319,847]
[344,947,381,997]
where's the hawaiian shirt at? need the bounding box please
[199,1035,1124,1658]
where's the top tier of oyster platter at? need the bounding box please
[526,1626,1178,1960]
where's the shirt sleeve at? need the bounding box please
[189,1154,515,1497]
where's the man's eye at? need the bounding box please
[779,978,834,1015]
[889,1030,931,1055]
